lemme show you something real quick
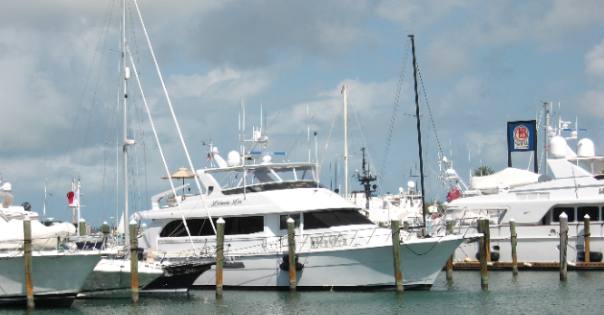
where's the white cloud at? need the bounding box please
[268,79,398,135]
[425,41,470,79]
[586,39,604,77]
[537,0,604,36]
[375,0,468,30]
[168,68,271,102]
[464,130,506,168]
[579,90,604,117]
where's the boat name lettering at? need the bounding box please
[310,235,348,249]
[211,199,243,207]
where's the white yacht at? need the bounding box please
[0,181,101,307]
[351,182,428,229]
[135,126,476,289]
[445,104,604,263]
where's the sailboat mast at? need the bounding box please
[342,85,349,197]
[121,0,131,244]
[409,34,427,229]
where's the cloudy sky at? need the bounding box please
[1,0,603,225]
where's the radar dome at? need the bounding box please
[262,154,272,164]
[549,136,567,159]
[407,180,416,190]
[1,182,11,192]
[227,150,241,166]
[577,138,595,157]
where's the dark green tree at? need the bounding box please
[473,165,495,177]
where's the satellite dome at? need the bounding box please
[577,138,595,157]
[211,146,219,154]
[1,182,11,192]
[262,154,272,164]
[407,180,416,189]
[549,136,567,158]
[227,150,241,166]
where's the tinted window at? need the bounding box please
[160,216,264,237]
[304,209,372,229]
[577,206,599,221]
[225,216,264,235]
[552,207,575,222]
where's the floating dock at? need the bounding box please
[451,261,604,271]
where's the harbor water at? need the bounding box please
[5,271,603,314]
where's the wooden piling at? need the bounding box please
[584,214,591,263]
[510,219,518,276]
[78,219,86,236]
[445,219,454,282]
[101,221,110,249]
[287,217,297,291]
[129,220,139,303]
[391,219,403,292]
[559,212,568,281]
[478,218,489,290]
[23,218,34,309]
[215,217,225,298]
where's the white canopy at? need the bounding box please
[470,167,540,192]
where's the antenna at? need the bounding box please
[314,131,320,186]
[43,180,47,217]
[306,104,311,163]
[355,147,377,209]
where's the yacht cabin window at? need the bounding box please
[208,164,319,195]
[303,209,372,229]
[552,207,575,222]
[160,216,264,237]
[577,206,599,221]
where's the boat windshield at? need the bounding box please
[207,164,318,193]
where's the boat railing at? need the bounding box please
[0,234,103,255]
[173,226,396,256]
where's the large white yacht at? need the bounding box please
[135,126,476,289]
[0,181,101,307]
[445,104,604,263]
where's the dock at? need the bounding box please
[451,261,604,271]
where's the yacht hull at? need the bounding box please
[80,258,163,293]
[193,236,464,289]
[454,224,604,263]
[0,252,100,307]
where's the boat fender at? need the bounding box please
[279,254,304,271]
[490,250,500,262]
[577,251,603,262]
[490,245,500,262]
[474,250,500,262]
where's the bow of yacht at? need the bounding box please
[0,181,101,307]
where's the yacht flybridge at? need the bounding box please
[135,120,477,289]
